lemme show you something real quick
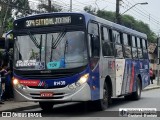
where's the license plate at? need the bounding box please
[40,92,53,97]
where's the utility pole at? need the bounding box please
[70,0,72,12]
[116,0,121,24]
[48,0,51,12]
[157,37,160,85]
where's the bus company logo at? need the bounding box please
[38,81,48,88]
[108,61,115,70]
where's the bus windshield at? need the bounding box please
[14,31,88,70]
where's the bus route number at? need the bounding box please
[54,81,66,86]
[47,61,60,69]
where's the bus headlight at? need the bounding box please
[13,78,26,89]
[76,73,89,86]
[68,74,89,90]
[13,78,19,85]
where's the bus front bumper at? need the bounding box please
[13,83,91,102]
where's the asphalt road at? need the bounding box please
[1,88,160,120]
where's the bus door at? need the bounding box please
[88,22,100,100]
[101,27,115,96]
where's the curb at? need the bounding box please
[143,86,160,91]
[0,104,39,113]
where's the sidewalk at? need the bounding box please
[0,80,160,112]
[143,78,160,91]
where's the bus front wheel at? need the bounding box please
[39,102,54,111]
[95,82,109,111]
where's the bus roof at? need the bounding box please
[14,12,147,39]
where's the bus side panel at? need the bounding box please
[115,59,125,96]
[121,59,137,95]
[138,59,150,89]
[131,59,149,92]
[101,57,116,98]
[89,63,100,100]
[123,59,149,94]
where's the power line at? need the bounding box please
[122,0,160,33]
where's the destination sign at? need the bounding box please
[25,16,71,27]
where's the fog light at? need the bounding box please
[68,83,76,90]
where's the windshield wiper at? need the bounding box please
[52,28,66,49]
[27,31,39,48]
[39,35,42,61]
[50,35,54,61]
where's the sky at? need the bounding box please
[53,0,160,35]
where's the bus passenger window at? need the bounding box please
[132,36,136,47]
[137,37,143,58]
[123,34,128,45]
[91,35,100,57]
[131,36,138,58]
[102,27,114,56]
[112,30,121,43]
[88,22,100,57]
[142,39,148,59]
[115,44,123,58]
[123,34,131,58]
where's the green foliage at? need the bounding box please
[84,6,157,43]
[84,5,96,15]
[0,0,31,36]
[97,10,116,22]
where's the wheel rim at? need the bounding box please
[137,83,141,96]
[102,86,108,105]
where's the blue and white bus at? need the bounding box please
[5,12,150,111]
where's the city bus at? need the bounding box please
[5,12,150,111]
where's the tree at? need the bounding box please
[38,0,62,13]
[84,5,96,15]
[84,6,157,42]
[0,0,31,36]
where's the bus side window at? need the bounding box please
[137,37,143,59]
[88,22,100,57]
[132,36,138,58]
[142,39,148,59]
[101,27,114,56]
[123,33,132,58]
[113,30,123,58]
[112,30,123,58]
[91,35,100,57]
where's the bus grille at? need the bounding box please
[20,73,75,79]
[28,85,67,89]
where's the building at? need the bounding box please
[148,42,157,73]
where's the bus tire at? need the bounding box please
[39,102,54,111]
[95,82,108,111]
[131,77,141,100]
[125,77,141,100]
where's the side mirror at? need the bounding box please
[5,30,13,51]
[88,34,92,57]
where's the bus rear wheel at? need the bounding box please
[131,77,141,100]
[125,77,141,100]
[39,102,54,111]
[95,82,109,111]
